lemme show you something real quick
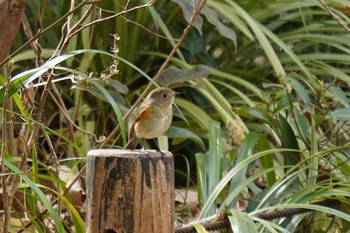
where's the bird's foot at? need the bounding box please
[155,147,165,159]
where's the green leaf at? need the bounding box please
[327,109,350,121]
[107,79,129,94]
[258,136,276,186]
[72,84,125,105]
[170,0,204,35]
[221,167,276,214]
[171,0,237,46]
[223,0,285,76]
[200,3,237,46]
[328,86,350,108]
[0,50,87,103]
[294,107,311,143]
[198,148,298,219]
[193,223,208,233]
[251,168,306,211]
[5,160,65,232]
[12,49,55,63]
[283,75,311,104]
[174,98,211,130]
[246,107,278,130]
[335,151,350,178]
[206,120,221,216]
[196,153,207,205]
[247,188,271,212]
[146,3,186,61]
[278,114,300,166]
[275,94,290,112]
[158,65,210,86]
[45,187,86,233]
[227,210,258,233]
[166,126,204,148]
[229,133,260,208]
[211,79,255,107]
[206,1,253,40]
[246,108,270,122]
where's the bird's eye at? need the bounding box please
[161,93,168,99]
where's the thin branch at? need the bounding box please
[1,66,11,233]
[95,6,179,41]
[57,3,96,55]
[319,0,350,33]
[49,86,102,143]
[0,1,95,67]
[121,16,180,41]
[48,86,84,171]
[61,0,157,54]
[21,14,44,67]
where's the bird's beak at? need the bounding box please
[174,91,181,96]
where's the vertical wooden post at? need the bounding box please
[86,149,174,233]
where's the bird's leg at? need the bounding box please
[141,138,146,153]
[153,138,165,158]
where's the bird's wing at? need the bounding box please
[126,104,153,149]
[133,104,153,123]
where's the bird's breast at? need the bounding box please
[134,108,172,139]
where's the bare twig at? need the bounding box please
[0,1,94,67]
[21,14,44,67]
[1,65,11,233]
[57,2,96,55]
[59,0,156,55]
[100,0,208,147]
[50,91,102,143]
[319,0,350,33]
[0,62,28,233]
[92,6,178,41]
[121,15,180,41]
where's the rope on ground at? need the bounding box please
[175,200,338,233]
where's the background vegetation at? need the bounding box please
[1,0,350,232]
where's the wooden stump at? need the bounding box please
[86,149,174,233]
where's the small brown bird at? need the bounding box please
[126,87,177,150]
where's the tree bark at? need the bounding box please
[86,149,175,233]
[0,0,25,64]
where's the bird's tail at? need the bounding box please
[125,138,140,149]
